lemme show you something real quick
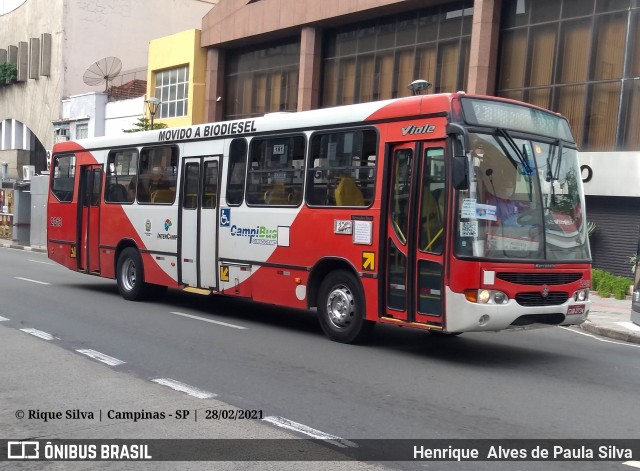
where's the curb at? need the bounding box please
[0,242,47,254]
[579,320,640,345]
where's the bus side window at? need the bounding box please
[226,139,247,206]
[51,154,76,203]
[105,149,138,204]
[306,129,377,207]
[246,135,305,206]
[138,146,178,204]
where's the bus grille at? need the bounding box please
[515,292,569,306]
[497,272,582,286]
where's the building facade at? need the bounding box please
[0,0,218,179]
[147,29,208,128]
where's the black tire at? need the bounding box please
[317,270,374,343]
[116,247,151,301]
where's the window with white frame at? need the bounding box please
[75,122,88,139]
[154,66,189,119]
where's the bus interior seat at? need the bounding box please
[264,183,289,205]
[151,189,175,203]
[335,177,364,206]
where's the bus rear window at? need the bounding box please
[51,155,76,202]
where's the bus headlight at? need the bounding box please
[574,289,589,302]
[465,289,509,304]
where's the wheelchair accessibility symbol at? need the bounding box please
[220,208,230,227]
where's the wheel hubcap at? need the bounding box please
[122,259,136,292]
[326,285,355,329]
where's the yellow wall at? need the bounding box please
[147,29,207,127]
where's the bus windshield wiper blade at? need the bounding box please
[545,138,564,182]
[495,128,533,200]
[496,128,531,173]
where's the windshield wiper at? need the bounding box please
[545,139,564,182]
[494,128,533,201]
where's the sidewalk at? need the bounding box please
[580,293,640,344]
[2,241,639,343]
[0,240,46,253]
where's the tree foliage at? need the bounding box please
[0,62,17,84]
[123,117,167,133]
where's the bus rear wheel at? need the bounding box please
[317,270,374,344]
[116,247,153,301]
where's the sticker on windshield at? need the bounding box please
[461,198,476,218]
[459,221,478,237]
[476,204,497,221]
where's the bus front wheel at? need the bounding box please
[116,247,151,301]
[317,270,374,344]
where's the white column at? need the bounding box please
[14,120,24,150]
[23,126,30,150]
[2,119,13,149]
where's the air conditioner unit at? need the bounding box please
[22,165,36,180]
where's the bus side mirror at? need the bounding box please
[453,155,469,190]
[447,123,469,191]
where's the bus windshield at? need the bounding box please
[455,131,590,262]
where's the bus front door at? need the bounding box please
[385,142,446,328]
[179,156,220,290]
[78,165,102,273]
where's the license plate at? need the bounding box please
[567,304,585,316]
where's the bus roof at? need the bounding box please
[52,92,572,154]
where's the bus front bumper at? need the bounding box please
[444,287,590,333]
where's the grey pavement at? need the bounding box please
[2,241,639,345]
[0,324,386,470]
[580,293,640,344]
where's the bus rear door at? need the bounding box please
[385,141,446,329]
[180,156,220,290]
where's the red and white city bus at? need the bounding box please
[47,93,592,343]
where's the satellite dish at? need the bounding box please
[83,57,122,92]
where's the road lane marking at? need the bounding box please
[0,316,9,321]
[15,277,50,285]
[28,259,55,266]
[169,311,247,330]
[76,349,125,367]
[262,416,356,448]
[624,462,640,468]
[617,322,640,332]
[20,328,55,340]
[560,327,640,348]
[151,378,216,399]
